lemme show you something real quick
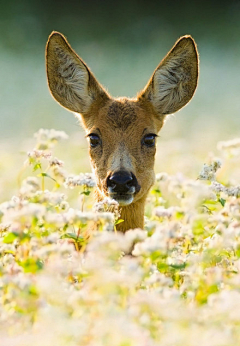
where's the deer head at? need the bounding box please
[46,32,199,231]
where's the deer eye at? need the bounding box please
[88,134,101,148]
[142,134,157,147]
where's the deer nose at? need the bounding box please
[107,171,136,194]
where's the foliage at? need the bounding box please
[1,129,240,345]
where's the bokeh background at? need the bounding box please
[1,0,240,198]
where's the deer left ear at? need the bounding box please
[138,35,199,117]
[46,31,109,116]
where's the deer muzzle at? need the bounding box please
[106,170,140,206]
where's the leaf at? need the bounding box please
[236,247,240,258]
[3,232,18,244]
[38,172,57,183]
[114,219,124,226]
[81,190,91,196]
[218,198,226,207]
[61,233,84,242]
[170,263,186,270]
[33,162,42,171]
[18,258,43,273]
[151,188,161,194]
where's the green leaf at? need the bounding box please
[114,219,124,226]
[236,247,240,258]
[19,258,43,273]
[151,188,161,194]
[33,162,42,171]
[28,284,39,296]
[61,233,84,242]
[218,198,226,207]
[157,262,169,272]
[81,190,91,196]
[38,172,57,183]
[28,157,35,165]
[170,263,186,270]
[3,232,18,244]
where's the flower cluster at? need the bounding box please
[34,128,69,149]
[64,173,96,188]
[218,137,240,156]
[198,159,222,181]
[211,181,240,198]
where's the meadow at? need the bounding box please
[1,128,240,345]
[1,2,240,344]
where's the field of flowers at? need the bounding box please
[1,129,240,346]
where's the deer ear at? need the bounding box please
[138,36,199,116]
[46,32,109,115]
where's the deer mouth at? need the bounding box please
[109,191,135,206]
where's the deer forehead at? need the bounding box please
[86,99,163,136]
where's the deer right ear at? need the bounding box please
[138,35,199,117]
[46,32,109,115]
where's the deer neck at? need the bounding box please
[117,196,146,232]
[94,189,146,232]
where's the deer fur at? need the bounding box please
[46,32,199,232]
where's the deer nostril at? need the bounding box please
[107,171,135,193]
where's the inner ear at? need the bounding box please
[46,32,109,115]
[138,35,199,116]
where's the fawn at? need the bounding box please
[46,32,199,232]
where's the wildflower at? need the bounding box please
[0,222,10,232]
[34,128,69,149]
[217,138,240,156]
[211,181,240,198]
[45,208,114,228]
[20,177,40,196]
[64,173,96,188]
[94,197,119,216]
[49,157,64,167]
[155,172,168,181]
[28,149,52,160]
[51,165,68,182]
[198,160,222,181]
[132,228,168,256]
[154,206,174,218]
[30,190,66,206]
[2,202,46,224]
[125,228,147,245]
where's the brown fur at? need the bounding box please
[46,32,199,232]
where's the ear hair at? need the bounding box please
[138,35,199,117]
[46,32,109,115]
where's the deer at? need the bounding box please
[46,32,199,232]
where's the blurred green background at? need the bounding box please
[0,0,240,197]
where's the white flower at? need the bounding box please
[211,181,240,198]
[2,203,46,224]
[28,149,52,160]
[155,172,169,181]
[154,206,175,218]
[217,138,240,156]
[45,208,114,228]
[34,128,69,148]
[132,229,167,256]
[198,160,222,181]
[49,157,64,166]
[31,190,66,206]
[51,165,67,181]
[125,228,147,244]
[0,223,10,232]
[19,177,40,196]
[93,197,120,219]
[64,173,96,188]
